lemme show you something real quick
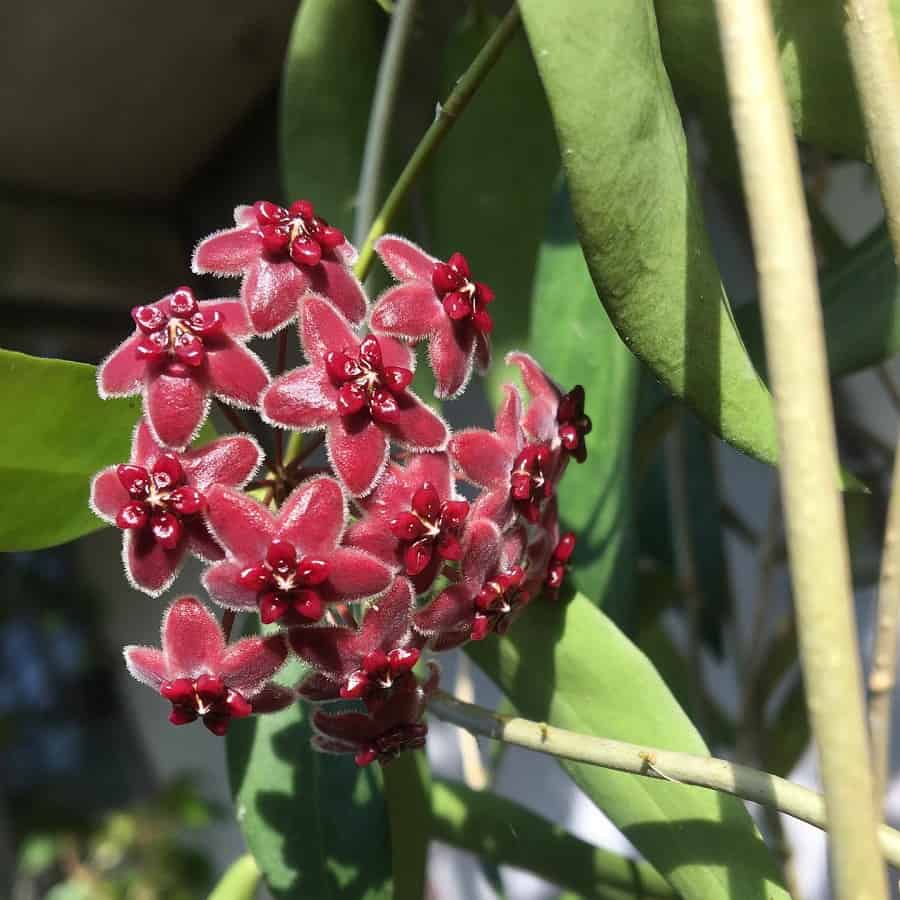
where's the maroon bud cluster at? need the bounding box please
[92,204,586,767]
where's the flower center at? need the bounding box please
[254,199,345,267]
[238,537,329,624]
[325,334,413,422]
[472,566,526,640]
[114,454,205,549]
[556,385,592,462]
[160,674,251,736]
[131,287,223,371]
[341,647,421,700]
[388,482,469,577]
[546,532,577,590]
[431,252,495,334]
[510,444,554,523]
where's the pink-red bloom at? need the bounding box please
[192,202,366,336]
[450,384,557,525]
[371,236,494,399]
[203,477,393,625]
[508,352,592,464]
[292,578,422,703]
[90,421,262,596]
[262,296,448,497]
[312,663,438,766]
[98,287,269,449]
[414,518,529,648]
[346,452,468,591]
[124,597,292,735]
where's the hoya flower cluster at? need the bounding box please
[91,200,589,766]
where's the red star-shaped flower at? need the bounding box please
[507,352,592,463]
[191,202,367,336]
[292,578,423,703]
[90,420,262,596]
[203,477,393,625]
[262,296,449,497]
[124,597,292,735]
[346,452,468,591]
[413,518,529,648]
[98,287,270,449]
[312,662,439,766]
[370,236,494,399]
[450,384,558,526]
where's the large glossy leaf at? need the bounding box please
[518,0,781,471]
[738,225,900,380]
[280,0,384,228]
[655,0,900,161]
[430,15,559,401]
[0,349,140,551]
[226,660,392,900]
[431,779,677,899]
[527,185,638,627]
[467,595,788,900]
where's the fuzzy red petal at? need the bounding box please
[278,477,346,555]
[327,416,389,497]
[205,342,270,408]
[220,634,288,695]
[202,560,259,611]
[449,429,511,488]
[371,283,442,339]
[90,468,128,522]
[98,334,144,398]
[297,671,343,702]
[202,299,254,340]
[192,226,262,275]
[494,384,524,446]
[383,395,448,451]
[125,528,184,596]
[205,485,276,562]
[308,258,367,324]
[123,645,167,688]
[144,372,208,450]
[325,547,394,600]
[507,351,560,443]
[161,597,225,676]
[289,625,361,679]
[251,683,296,714]
[242,257,308,336]
[183,518,225,563]
[262,366,336,432]
[180,434,262,492]
[363,577,416,651]
[413,584,473,637]
[299,296,360,362]
[429,320,476,399]
[375,235,437,283]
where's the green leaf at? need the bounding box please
[738,225,900,380]
[280,0,384,228]
[0,349,140,551]
[383,748,431,900]
[518,0,781,473]
[431,779,677,899]
[430,15,559,401]
[227,661,392,900]
[655,0,899,161]
[527,184,638,626]
[467,594,789,900]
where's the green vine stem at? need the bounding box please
[712,0,888,895]
[353,0,419,248]
[353,5,522,280]
[206,853,260,900]
[428,691,900,868]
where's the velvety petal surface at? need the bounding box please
[123,646,167,688]
[181,434,262,491]
[375,235,437,283]
[90,468,127,522]
[183,519,225,563]
[202,560,259,611]
[242,257,309,336]
[203,299,254,340]
[205,342,270,408]
[308,258,367,324]
[325,547,394,600]
[161,597,225,675]
[384,395,449,451]
[192,226,262,275]
[98,334,144,398]
[299,296,360,362]
[289,625,360,679]
[220,634,288,695]
[429,321,476,399]
[449,429,512,488]
[507,351,560,442]
[277,476,346,555]
[262,367,335,431]
[205,485,276,561]
[125,529,184,596]
[413,584,473,637]
[327,417,389,497]
[144,372,208,449]
[371,283,442,339]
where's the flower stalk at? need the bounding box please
[713,0,887,895]
[428,690,900,868]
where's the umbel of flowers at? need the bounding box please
[91,200,588,763]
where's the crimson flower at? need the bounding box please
[262,296,448,497]
[346,452,468,591]
[312,663,438,766]
[292,578,423,703]
[203,476,393,625]
[450,384,557,525]
[546,532,576,591]
[98,287,269,449]
[124,597,292,735]
[414,518,529,648]
[508,352,592,464]
[370,236,494,399]
[90,421,262,596]
[191,202,366,336]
